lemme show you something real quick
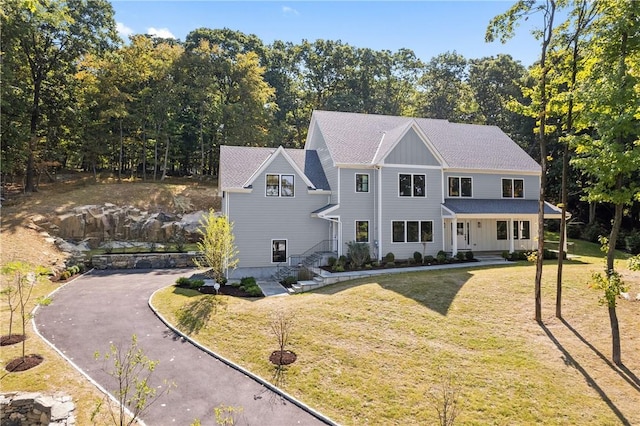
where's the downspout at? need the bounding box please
[377,165,383,261]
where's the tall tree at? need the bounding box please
[571,0,640,365]
[1,0,118,191]
[487,0,558,323]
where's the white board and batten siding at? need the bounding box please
[227,154,330,270]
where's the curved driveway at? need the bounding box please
[35,269,330,426]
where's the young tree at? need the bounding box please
[194,210,239,284]
[571,0,640,365]
[0,261,48,357]
[487,0,558,322]
[94,334,174,426]
[269,309,295,366]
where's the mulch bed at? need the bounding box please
[0,334,26,346]
[5,354,44,372]
[197,285,259,297]
[269,350,297,366]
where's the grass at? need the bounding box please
[153,240,640,425]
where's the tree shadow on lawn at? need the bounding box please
[312,269,477,316]
[539,322,634,426]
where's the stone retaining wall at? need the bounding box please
[0,392,75,426]
[91,252,201,270]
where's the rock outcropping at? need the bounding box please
[33,204,207,248]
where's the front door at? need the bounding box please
[456,221,471,250]
[330,219,339,252]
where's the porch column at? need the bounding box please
[509,219,515,253]
[452,218,458,256]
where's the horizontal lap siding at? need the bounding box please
[380,167,443,259]
[443,172,540,199]
[228,155,330,268]
[338,168,377,256]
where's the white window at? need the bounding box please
[392,220,433,243]
[448,177,472,197]
[399,174,426,197]
[513,220,531,240]
[272,239,287,263]
[356,221,369,242]
[266,174,294,197]
[502,178,524,198]
[356,174,369,193]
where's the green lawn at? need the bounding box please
[153,242,640,425]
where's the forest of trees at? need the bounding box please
[1,0,639,232]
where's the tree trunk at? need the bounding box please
[25,78,42,193]
[535,0,555,323]
[589,202,596,224]
[118,119,123,182]
[161,135,170,181]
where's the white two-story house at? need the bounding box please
[219,110,562,278]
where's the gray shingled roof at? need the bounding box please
[443,199,562,216]
[219,145,330,191]
[312,110,541,172]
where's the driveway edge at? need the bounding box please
[148,286,337,426]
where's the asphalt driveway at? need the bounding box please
[35,269,331,426]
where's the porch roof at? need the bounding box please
[311,203,339,217]
[442,199,564,218]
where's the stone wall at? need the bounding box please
[91,252,201,270]
[0,392,75,426]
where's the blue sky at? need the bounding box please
[112,1,544,67]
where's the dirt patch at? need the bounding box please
[269,350,297,366]
[0,334,26,346]
[5,354,44,372]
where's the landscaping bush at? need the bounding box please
[436,250,448,263]
[333,265,345,272]
[504,251,528,261]
[338,255,348,267]
[581,222,606,243]
[384,262,396,268]
[384,252,395,263]
[625,230,640,254]
[346,241,371,269]
[280,276,297,287]
[240,276,257,287]
[327,257,337,268]
[407,258,415,265]
[175,277,204,289]
[456,252,466,261]
[424,255,435,264]
[238,277,262,296]
[413,251,423,264]
[465,251,474,261]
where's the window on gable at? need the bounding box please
[502,178,524,198]
[497,221,508,240]
[272,239,287,263]
[266,174,294,197]
[356,174,369,193]
[392,220,433,243]
[356,221,369,242]
[448,177,472,197]
[399,174,426,197]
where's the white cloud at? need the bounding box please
[282,6,299,15]
[116,22,134,38]
[147,27,176,39]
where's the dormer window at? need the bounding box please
[266,174,294,197]
[502,178,524,198]
[448,177,472,197]
[399,174,425,197]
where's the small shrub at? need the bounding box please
[346,241,371,269]
[240,276,257,287]
[407,258,415,265]
[456,252,466,261]
[280,276,297,287]
[327,257,337,268]
[245,285,263,297]
[149,242,157,253]
[60,270,71,280]
[218,276,228,286]
[384,262,396,268]
[173,233,186,252]
[384,252,395,263]
[297,267,314,281]
[501,250,510,260]
[190,279,204,289]
[371,261,380,267]
[333,265,345,272]
[465,251,474,261]
[436,251,447,263]
[176,277,191,287]
[424,255,435,264]
[581,222,606,243]
[338,255,348,267]
[413,251,423,264]
[625,230,640,254]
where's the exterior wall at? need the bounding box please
[335,167,377,257]
[443,171,540,200]
[386,128,441,166]
[378,166,444,260]
[227,154,330,270]
[443,217,538,252]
